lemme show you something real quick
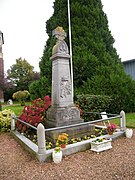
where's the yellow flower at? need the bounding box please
[57,133,68,144]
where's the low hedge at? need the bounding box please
[75,94,112,121]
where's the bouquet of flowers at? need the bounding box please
[107,124,117,135]
[57,133,68,148]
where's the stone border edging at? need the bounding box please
[11,130,125,162]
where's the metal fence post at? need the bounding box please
[37,123,46,154]
[11,114,15,131]
[120,110,126,131]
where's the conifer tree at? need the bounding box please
[31,0,135,112]
[40,0,122,89]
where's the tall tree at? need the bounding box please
[38,0,135,112]
[7,57,38,91]
[40,0,122,89]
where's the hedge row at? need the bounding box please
[75,94,114,121]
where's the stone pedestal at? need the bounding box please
[46,27,83,128]
[46,106,83,128]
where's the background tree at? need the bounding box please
[29,76,51,100]
[0,72,16,101]
[3,76,16,101]
[33,0,135,112]
[7,57,39,91]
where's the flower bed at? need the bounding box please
[19,127,108,150]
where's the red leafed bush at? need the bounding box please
[16,96,51,133]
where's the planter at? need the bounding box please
[52,150,62,164]
[60,144,66,148]
[107,131,114,135]
[125,128,133,138]
[91,138,112,152]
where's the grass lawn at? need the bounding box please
[112,112,135,129]
[2,102,31,116]
[126,113,135,128]
[2,105,24,116]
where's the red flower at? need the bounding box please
[44,95,51,102]
[107,124,117,133]
[17,96,51,133]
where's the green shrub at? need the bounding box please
[29,77,51,100]
[12,90,30,106]
[0,109,15,132]
[75,94,112,121]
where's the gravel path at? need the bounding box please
[0,131,135,180]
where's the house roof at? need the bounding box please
[123,59,135,64]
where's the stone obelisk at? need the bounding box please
[46,27,83,128]
[0,31,4,102]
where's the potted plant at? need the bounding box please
[52,147,62,164]
[107,124,117,135]
[57,133,68,148]
[91,138,112,152]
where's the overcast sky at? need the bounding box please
[0,0,135,73]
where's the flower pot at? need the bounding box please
[108,131,113,135]
[52,150,62,164]
[125,128,133,138]
[60,144,66,148]
[91,138,112,152]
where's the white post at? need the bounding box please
[11,114,15,131]
[120,110,126,131]
[67,0,74,99]
[37,123,46,154]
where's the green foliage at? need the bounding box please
[75,94,112,121]
[29,77,51,100]
[12,90,30,106]
[80,72,135,113]
[0,109,15,132]
[39,0,120,87]
[37,0,135,112]
[4,87,16,102]
[29,80,40,100]
[7,57,36,91]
